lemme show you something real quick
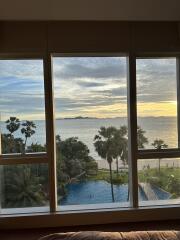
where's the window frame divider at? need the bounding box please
[177,57,180,148]
[138,149,180,159]
[127,53,139,208]
[43,53,57,213]
[0,155,48,165]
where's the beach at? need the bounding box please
[97,158,180,171]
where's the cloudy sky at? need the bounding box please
[0,57,177,121]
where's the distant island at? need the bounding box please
[55,116,176,120]
[57,116,98,120]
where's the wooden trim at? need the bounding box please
[0,53,43,59]
[177,58,180,148]
[52,53,128,57]
[43,54,57,213]
[135,53,180,58]
[138,148,180,159]
[1,152,47,158]
[0,205,180,229]
[0,156,48,165]
[127,54,138,208]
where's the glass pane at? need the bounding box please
[53,56,129,209]
[0,164,49,214]
[136,58,177,149]
[138,158,180,206]
[0,60,46,154]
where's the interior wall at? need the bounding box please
[0,0,180,21]
[0,21,180,54]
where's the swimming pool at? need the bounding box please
[60,180,148,205]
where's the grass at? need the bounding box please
[138,167,180,198]
[88,169,129,184]
[88,167,180,198]
[138,167,180,182]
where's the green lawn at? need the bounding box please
[138,167,180,198]
[88,167,180,198]
[88,169,128,184]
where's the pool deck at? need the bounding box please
[139,183,158,200]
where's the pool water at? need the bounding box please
[60,180,148,205]
[152,185,171,199]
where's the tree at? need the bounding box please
[152,139,168,172]
[5,117,20,135]
[112,125,148,172]
[1,134,23,154]
[27,143,46,153]
[137,126,148,149]
[1,117,49,208]
[57,137,97,179]
[5,117,20,153]
[94,126,117,202]
[56,135,97,201]
[21,121,36,153]
[167,174,180,198]
[3,165,47,208]
[112,126,128,174]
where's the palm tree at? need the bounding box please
[113,126,128,174]
[4,165,46,208]
[137,126,148,149]
[5,117,20,153]
[152,139,168,172]
[113,125,148,171]
[94,126,117,202]
[21,121,36,153]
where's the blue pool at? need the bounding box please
[60,180,148,205]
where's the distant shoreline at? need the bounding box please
[56,116,177,120]
[57,116,98,120]
[0,116,177,122]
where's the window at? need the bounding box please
[137,57,180,206]
[53,56,129,209]
[0,58,48,214]
[137,58,177,149]
[0,54,179,225]
[0,59,46,154]
[138,158,180,206]
[0,163,49,213]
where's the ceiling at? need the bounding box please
[0,0,180,21]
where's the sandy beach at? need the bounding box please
[97,158,180,171]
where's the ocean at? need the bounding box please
[1,117,180,169]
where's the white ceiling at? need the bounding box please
[0,0,180,21]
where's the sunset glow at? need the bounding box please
[0,57,177,120]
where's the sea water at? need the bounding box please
[0,116,178,156]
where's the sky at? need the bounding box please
[0,57,177,121]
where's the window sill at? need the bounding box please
[0,206,50,215]
[0,204,180,229]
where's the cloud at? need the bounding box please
[76,80,107,88]
[0,60,43,81]
[53,57,126,81]
[136,58,177,105]
[0,60,46,120]
[0,57,177,120]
